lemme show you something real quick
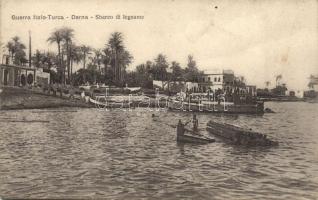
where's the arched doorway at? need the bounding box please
[3,69,9,85]
[27,74,34,85]
[21,74,26,86]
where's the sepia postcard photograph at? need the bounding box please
[0,0,318,199]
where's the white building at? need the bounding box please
[308,75,318,91]
[0,55,50,87]
[199,69,235,92]
[153,80,198,92]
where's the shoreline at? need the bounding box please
[2,86,310,112]
[0,87,93,110]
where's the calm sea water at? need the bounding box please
[0,102,317,200]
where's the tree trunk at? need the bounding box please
[104,61,108,84]
[98,62,101,83]
[83,53,86,84]
[83,53,86,69]
[62,52,66,85]
[114,50,117,84]
[57,42,61,84]
[66,40,70,82]
[70,59,73,85]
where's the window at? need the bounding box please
[208,77,211,81]
[214,77,217,82]
[218,77,221,82]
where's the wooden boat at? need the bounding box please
[177,124,215,144]
[206,121,278,146]
[89,97,131,108]
[168,100,264,114]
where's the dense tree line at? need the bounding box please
[125,54,203,88]
[5,27,202,88]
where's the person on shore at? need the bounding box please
[81,91,85,99]
[69,87,75,100]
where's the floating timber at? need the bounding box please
[206,121,278,146]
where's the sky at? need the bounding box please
[1,0,317,90]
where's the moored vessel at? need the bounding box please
[168,99,264,114]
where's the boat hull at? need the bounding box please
[176,128,215,144]
[206,121,278,146]
[168,100,264,114]
[89,97,131,108]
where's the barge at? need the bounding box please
[168,100,264,114]
[206,121,278,146]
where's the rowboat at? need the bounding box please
[176,123,215,144]
[206,121,278,146]
[89,97,132,108]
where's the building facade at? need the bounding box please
[153,80,199,93]
[199,69,235,92]
[308,75,318,91]
[198,69,257,97]
[0,55,50,87]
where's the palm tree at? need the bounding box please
[47,29,63,83]
[187,55,196,69]
[93,49,103,74]
[118,50,133,82]
[108,32,124,84]
[61,27,74,82]
[6,41,14,61]
[80,45,91,84]
[170,61,183,81]
[44,51,58,71]
[154,54,169,80]
[80,45,91,69]
[32,50,44,68]
[89,49,103,84]
[69,44,82,81]
[5,36,26,65]
[275,74,282,86]
[102,47,112,84]
[265,81,270,89]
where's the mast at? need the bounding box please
[29,30,31,68]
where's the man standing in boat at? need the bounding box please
[192,114,199,132]
[178,114,199,136]
[177,120,185,138]
[183,114,199,132]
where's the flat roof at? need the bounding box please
[0,64,36,70]
[203,69,234,75]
